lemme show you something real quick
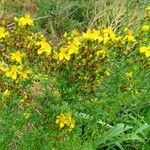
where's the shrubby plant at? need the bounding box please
[0,7,150,150]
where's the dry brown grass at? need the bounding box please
[0,0,37,23]
[0,0,150,35]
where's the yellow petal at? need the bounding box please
[37,48,43,54]
[12,72,17,80]
[60,122,65,128]
[139,46,147,53]
[145,50,150,57]
[55,119,60,124]
[65,54,70,61]
[59,53,64,60]
[5,71,12,77]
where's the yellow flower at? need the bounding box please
[55,113,67,128]
[68,43,79,55]
[20,69,32,79]
[139,46,150,57]
[103,27,116,41]
[10,51,25,64]
[82,29,92,40]
[58,48,70,61]
[92,29,103,42]
[66,113,75,129]
[123,28,136,42]
[141,25,149,32]
[36,40,52,56]
[145,49,150,57]
[71,29,79,37]
[103,33,110,44]
[73,37,82,46]
[18,14,34,27]
[63,32,68,38]
[55,113,75,130]
[5,65,20,80]
[82,29,103,42]
[0,27,6,38]
[139,46,148,53]
[3,89,10,97]
[109,29,116,41]
[125,35,136,42]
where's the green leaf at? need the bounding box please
[135,123,149,134]
[92,123,132,148]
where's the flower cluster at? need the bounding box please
[0,10,150,139]
[123,28,136,42]
[0,15,53,84]
[1,50,32,80]
[36,39,52,56]
[51,27,118,94]
[139,46,150,57]
[14,14,34,27]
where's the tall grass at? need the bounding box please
[1,0,150,34]
[36,0,150,34]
